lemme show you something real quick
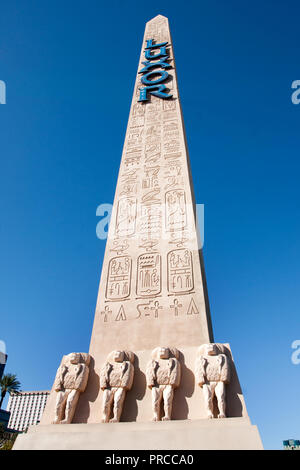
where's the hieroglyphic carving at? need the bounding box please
[120,182,139,196]
[127,129,144,147]
[139,203,162,236]
[145,142,161,165]
[150,300,163,318]
[139,237,159,252]
[110,240,129,255]
[169,231,189,248]
[124,154,141,168]
[163,100,176,111]
[146,98,163,113]
[164,139,181,155]
[136,299,162,319]
[163,110,177,121]
[164,160,183,189]
[115,305,127,321]
[101,306,112,322]
[132,102,146,116]
[167,249,194,294]
[137,253,161,297]
[120,169,139,196]
[145,124,161,145]
[106,256,132,300]
[130,115,145,128]
[165,190,187,231]
[187,298,199,315]
[170,298,182,316]
[163,120,178,133]
[142,188,161,205]
[142,166,160,189]
[115,197,137,237]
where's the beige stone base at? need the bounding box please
[13,417,263,450]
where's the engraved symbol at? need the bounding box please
[142,166,160,190]
[106,256,132,301]
[163,100,176,111]
[137,253,161,297]
[101,306,112,322]
[130,116,145,128]
[120,169,139,195]
[168,231,189,248]
[164,139,180,154]
[150,300,163,318]
[115,305,127,321]
[139,237,159,252]
[170,298,182,316]
[139,204,162,236]
[136,300,162,319]
[115,197,137,237]
[187,298,199,315]
[164,161,183,189]
[165,189,187,232]
[163,121,178,132]
[136,301,151,318]
[167,249,194,294]
[133,102,146,116]
[110,240,129,255]
[142,188,161,205]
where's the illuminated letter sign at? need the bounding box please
[138,39,173,102]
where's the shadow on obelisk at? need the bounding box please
[172,352,195,420]
[73,356,99,423]
[121,355,146,422]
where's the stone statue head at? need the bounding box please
[106,350,134,364]
[114,350,124,363]
[151,347,179,360]
[63,352,91,367]
[198,343,228,357]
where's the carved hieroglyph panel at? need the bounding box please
[136,253,161,297]
[167,249,194,294]
[115,197,137,237]
[165,189,187,231]
[106,256,132,300]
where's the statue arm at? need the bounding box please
[195,356,206,387]
[169,358,181,388]
[220,354,230,384]
[121,362,134,390]
[76,364,89,393]
[100,362,111,390]
[53,366,65,392]
[146,360,157,389]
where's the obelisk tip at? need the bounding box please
[146,14,168,24]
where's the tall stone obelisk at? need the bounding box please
[79,14,215,423]
[17,15,263,449]
[71,14,249,426]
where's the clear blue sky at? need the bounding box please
[1,0,299,450]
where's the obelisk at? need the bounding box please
[73,14,245,424]
[19,15,263,449]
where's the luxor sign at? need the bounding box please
[138,39,173,102]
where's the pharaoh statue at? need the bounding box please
[52,352,90,424]
[146,347,181,421]
[195,343,231,419]
[100,350,135,423]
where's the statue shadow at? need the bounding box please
[172,351,194,420]
[73,356,100,423]
[213,346,243,418]
[121,354,146,422]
